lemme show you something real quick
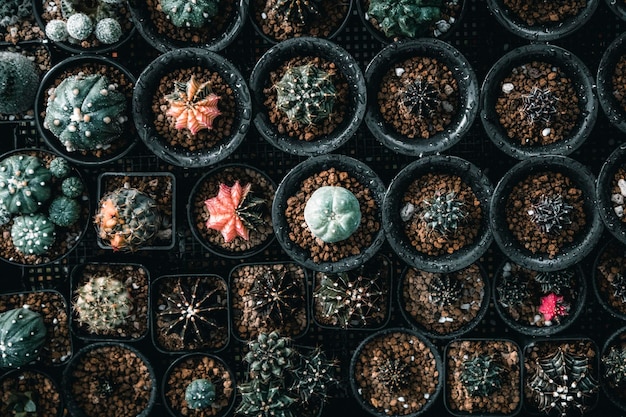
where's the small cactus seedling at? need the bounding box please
[6,391,37,417]
[610,273,626,304]
[274,64,337,126]
[236,380,295,417]
[0,307,47,369]
[45,0,125,44]
[459,354,504,397]
[304,186,361,243]
[420,190,466,236]
[0,155,52,215]
[165,75,221,135]
[204,181,266,243]
[428,274,463,307]
[90,376,115,401]
[185,378,216,410]
[399,78,440,118]
[10,214,56,256]
[161,0,219,28]
[533,269,574,294]
[367,0,442,38]
[48,196,80,227]
[74,275,132,333]
[249,268,304,328]
[0,51,39,115]
[496,273,529,308]
[0,0,32,28]
[602,345,626,386]
[48,157,71,179]
[61,176,85,199]
[244,331,295,383]
[290,348,337,403]
[520,86,559,127]
[527,194,573,235]
[538,292,570,323]
[268,0,322,26]
[375,358,410,394]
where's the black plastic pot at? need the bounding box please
[597,143,626,244]
[34,55,138,166]
[606,0,626,21]
[272,154,386,273]
[592,238,626,321]
[383,155,493,273]
[601,325,626,412]
[364,38,478,156]
[480,44,597,159]
[249,37,366,156]
[485,0,599,41]
[133,48,250,167]
[597,32,626,134]
[490,155,603,272]
[0,368,64,417]
[128,0,248,53]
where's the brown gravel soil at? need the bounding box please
[595,243,626,317]
[2,15,45,43]
[401,263,485,336]
[153,275,229,352]
[401,172,481,257]
[377,56,459,139]
[0,150,89,266]
[191,166,275,254]
[613,56,626,113]
[284,167,380,264]
[164,354,235,417]
[352,330,440,416]
[230,263,308,341]
[71,263,149,340]
[0,370,62,417]
[0,291,72,366]
[152,66,236,152]
[611,167,626,224]
[504,171,586,258]
[495,61,580,146]
[253,0,350,41]
[502,0,587,26]
[446,339,521,415]
[602,330,626,407]
[264,56,349,142]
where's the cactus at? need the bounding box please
[45,0,125,44]
[45,19,69,42]
[249,268,304,328]
[244,332,295,383]
[460,354,504,397]
[44,73,127,152]
[0,307,47,368]
[0,52,39,115]
[304,186,361,243]
[533,269,574,294]
[520,86,559,127]
[374,358,410,394]
[420,190,466,236]
[602,345,626,386]
[429,274,463,307]
[185,379,216,410]
[74,275,132,333]
[0,0,32,28]
[538,293,570,323]
[165,75,221,135]
[290,348,337,403]
[61,177,85,199]
[610,273,626,304]
[161,0,219,28]
[48,196,80,227]
[236,380,295,417]
[94,187,161,252]
[0,155,52,215]
[367,0,442,38]
[66,13,93,40]
[528,194,573,235]
[5,391,37,417]
[274,64,337,126]
[399,78,440,118]
[267,0,322,26]
[48,157,71,179]
[10,214,56,256]
[0,204,10,226]
[94,17,122,44]
[496,273,529,308]
[204,181,266,243]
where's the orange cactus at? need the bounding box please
[165,75,221,135]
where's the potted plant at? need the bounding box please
[597,143,626,245]
[249,37,366,156]
[0,0,45,43]
[601,325,626,412]
[0,369,63,417]
[597,32,626,134]
[593,239,626,321]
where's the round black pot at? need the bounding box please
[592,238,626,321]
[606,0,626,21]
[598,32,626,134]
[249,37,366,156]
[133,48,250,168]
[597,143,626,246]
[364,38,478,156]
[128,0,248,53]
[490,155,603,272]
[0,368,64,417]
[601,325,626,412]
[383,155,493,273]
[272,154,386,273]
[480,44,597,160]
[485,0,599,41]
[34,55,138,166]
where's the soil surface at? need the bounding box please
[0,370,62,417]
[502,0,587,26]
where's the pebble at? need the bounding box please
[443,84,454,96]
[541,128,551,137]
[436,20,451,33]
[612,193,624,205]
[615,206,624,217]
[395,67,405,77]
[400,202,415,222]
[502,83,514,94]
[619,178,626,196]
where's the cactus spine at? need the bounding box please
[267,0,322,26]
[185,379,216,410]
[420,190,466,236]
[459,354,504,397]
[74,275,132,333]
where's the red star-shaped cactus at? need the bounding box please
[538,292,570,323]
[165,75,221,135]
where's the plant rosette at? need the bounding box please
[272,154,386,273]
[597,32,626,134]
[350,327,443,417]
[128,0,248,52]
[230,262,308,341]
[600,325,626,412]
[34,54,137,166]
[444,338,522,416]
[188,164,276,259]
[593,239,626,321]
[491,155,602,272]
[62,342,157,417]
[383,155,493,273]
[133,48,250,168]
[152,274,230,353]
[493,260,587,337]
[480,44,597,159]
[364,38,478,156]
[249,37,366,156]
[0,369,63,417]
[399,262,490,339]
[597,143,626,244]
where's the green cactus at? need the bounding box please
[0,52,39,115]
[236,380,295,417]
[528,194,573,235]
[244,332,295,383]
[420,190,466,236]
[61,177,84,199]
[249,268,304,328]
[496,273,529,308]
[185,379,216,410]
[304,186,361,243]
[428,274,463,307]
[5,391,37,417]
[43,73,127,152]
[268,0,322,26]
[610,273,626,304]
[602,345,626,386]
[400,78,440,118]
[274,64,337,126]
[160,0,219,28]
[10,214,56,256]
[46,0,125,44]
[0,307,47,369]
[66,13,93,40]
[375,358,410,394]
[459,354,504,397]
[367,0,442,38]
[45,19,69,42]
[48,157,71,179]
[74,275,132,333]
[48,196,80,227]
[290,348,337,403]
[520,86,559,127]
[0,0,32,28]
[533,269,574,294]
[0,155,52,215]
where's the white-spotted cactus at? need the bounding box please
[0,51,39,115]
[0,307,47,368]
[161,0,220,28]
[10,214,56,256]
[0,155,52,215]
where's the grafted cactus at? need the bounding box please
[10,214,56,256]
[0,307,47,368]
[267,0,322,26]
[165,75,221,135]
[74,275,132,333]
[0,155,51,215]
[45,0,125,44]
[161,0,220,28]
[367,0,442,38]
[185,379,216,410]
[304,186,361,243]
[0,52,39,114]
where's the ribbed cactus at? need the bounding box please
[0,307,47,368]
[165,75,221,135]
[94,187,161,252]
[48,157,71,179]
[527,194,573,235]
[367,0,442,38]
[304,186,361,243]
[602,345,626,386]
[0,155,52,215]
[43,73,127,152]
[161,0,219,28]
[290,348,337,403]
[460,354,504,397]
[533,269,574,294]
[48,196,80,227]
[0,52,39,115]
[74,275,132,333]
[45,0,125,44]
[520,87,559,127]
[0,0,32,28]
[10,214,56,256]
[274,64,337,126]
[420,190,466,236]
[611,273,626,304]
[496,273,529,308]
[268,0,322,26]
[237,380,295,417]
[375,358,410,394]
[61,176,85,199]
[185,379,216,410]
[249,268,304,327]
[244,332,295,383]
[428,274,463,307]
[400,78,440,118]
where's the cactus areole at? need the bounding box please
[304,186,361,243]
[0,155,52,215]
[0,307,47,369]
[185,378,216,410]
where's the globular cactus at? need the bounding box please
[602,345,626,386]
[74,275,132,333]
[400,78,440,118]
[45,19,69,42]
[0,52,39,115]
[520,86,559,127]
[0,0,32,28]
[66,13,93,41]
[165,75,221,135]
[0,155,52,215]
[303,186,361,243]
[267,0,322,26]
[429,274,463,307]
[420,190,466,236]
[185,379,216,410]
[244,332,295,383]
[0,307,47,369]
[43,73,127,152]
[374,358,410,394]
[249,268,304,328]
[538,293,570,323]
[290,348,337,403]
[274,64,337,126]
[46,0,125,44]
[161,0,220,28]
[236,380,295,417]
[6,390,37,417]
[94,187,161,252]
[496,273,529,308]
[460,354,504,397]
[367,0,442,38]
[48,196,80,227]
[48,157,71,179]
[94,17,122,44]
[10,214,56,256]
[61,177,85,199]
[533,269,574,294]
[527,194,573,235]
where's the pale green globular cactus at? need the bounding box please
[0,51,39,115]
[0,307,47,369]
[48,196,80,227]
[61,177,84,199]
[74,275,132,333]
[48,157,71,179]
[161,0,220,28]
[367,0,442,38]
[10,214,56,256]
[46,0,125,45]
[94,18,122,44]
[0,155,52,215]
[304,186,361,243]
[185,379,216,410]
[43,73,127,152]
[45,19,69,42]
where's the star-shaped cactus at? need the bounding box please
[165,75,221,135]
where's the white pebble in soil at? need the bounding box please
[613,178,626,217]
[395,67,405,77]
[502,83,514,94]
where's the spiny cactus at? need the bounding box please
[91,376,115,400]
[429,274,463,307]
[0,52,39,115]
[10,214,56,256]
[249,268,304,328]
[0,0,32,28]
[204,181,266,243]
[5,391,37,417]
[304,186,361,243]
[520,86,559,127]
[48,157,71,179]
[236,380,295,417]
[94,187,161,252]
[290,348,337,403]
[375,358,410,394]
[496,273,529,308]
[0,155,51,215]
[61,176,85,199]
[45,0,125,44]
[533,269,574,294]
[274,64,337,126]
[0,307,47,368]
[602,345,626,386]
[185,379,216,410]
[244,332,295,383]
[538,293,570,323]
[74,275,132,333]
[399,78,440,118]
[420,190,466,236]
[48,196,80,227]
[460,354,504,397]
[610,273,626,304]
[44,73,127,152]
[528,194,573,235]
[165,75,221,135]
[94,17,122,44]
[161,0,219,28]
[367,0,442,38]
[267,0,322,26]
